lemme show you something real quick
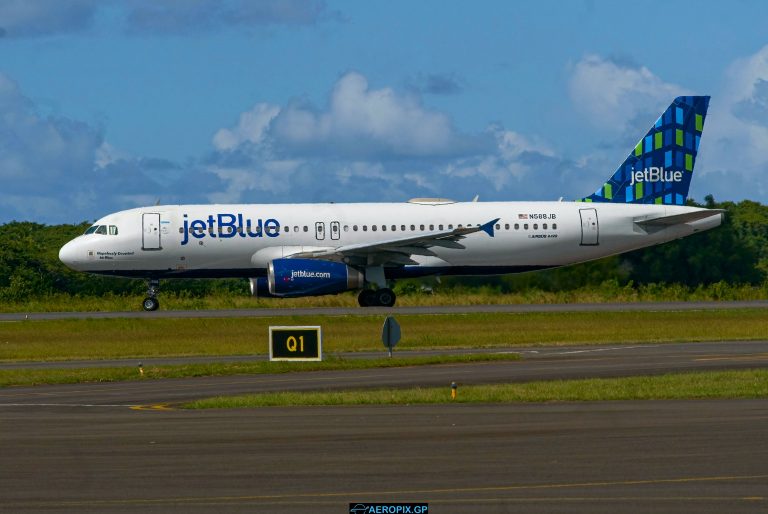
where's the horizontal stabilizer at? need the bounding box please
[634,209,724,227]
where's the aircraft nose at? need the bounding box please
[59,240,83,270]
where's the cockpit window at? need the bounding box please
[95,225,108,235]
[109,225,118,235]
[84,225,99,235]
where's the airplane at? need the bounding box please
[59,96,722,311]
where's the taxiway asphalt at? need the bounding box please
[1,299,767,321]
[2,340,768,512]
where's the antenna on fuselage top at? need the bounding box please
[155,198,161,206]
[472,195,479,202]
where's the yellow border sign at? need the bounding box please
[269,326,322,361]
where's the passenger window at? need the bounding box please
[439,224,444,230]
[524,224,529,230]
[495,224,500,230]
[505,224,510,230]
[283,226,289,233]
[515,223,519,230]
[533,224,538,230]
[429,224,434,230]
[303,226,308,232]
[553,223,558,229]
[401,225,406,231]
[372,225,377,232]
[420,224,425,231]
[363,225,368,231]
[95,225,107,235]
[448,224,453,229]
[344,225,349,232]
[353,225,358,231]
[543,223,547,230]
[178,227,183,234]
[410,225,415,231]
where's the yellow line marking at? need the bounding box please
[4,474,766,507]
[695,353,768,362]
[129,403,174,411]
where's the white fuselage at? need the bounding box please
[59,200,722,280]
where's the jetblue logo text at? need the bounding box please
[181,214,280,246]
[290,270,332,279]
[629,167,683,186]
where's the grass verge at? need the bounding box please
[185,369,768,408]
[2,309,767,362]
[0,353,518,388]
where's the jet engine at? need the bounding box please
[266,258,364,297]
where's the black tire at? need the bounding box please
[375,288,396,307]
[357,289,376,307]
[142,297,159,311]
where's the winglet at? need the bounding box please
[481,218,500,237]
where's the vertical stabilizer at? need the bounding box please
[580,96,710,205]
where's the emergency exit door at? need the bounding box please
[142,212,162,250]
[579,208,599,246]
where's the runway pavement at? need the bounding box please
[2,401,767,513]
[2,340,768,512]
[1,299,767,321]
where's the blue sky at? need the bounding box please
[2,0,768,223]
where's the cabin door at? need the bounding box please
[579,208,599,246]
[142,212,162,250]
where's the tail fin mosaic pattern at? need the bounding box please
[579,96,710,205]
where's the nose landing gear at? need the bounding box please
[142,279,160,311]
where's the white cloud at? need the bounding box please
[212,103,280,151]
[0,73,103,188]
[208,72,565,203]
[0,0,98,38]
[568,55,690,131]
[266,71,472,158]
[692,45,768,200]
[125,0,337,35]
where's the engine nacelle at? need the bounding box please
[249,277,278,298]
[268,258,364,297]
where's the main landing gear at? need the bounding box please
[357,288,396,307]
[142,279,160,311]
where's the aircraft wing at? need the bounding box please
[287,218,500,266]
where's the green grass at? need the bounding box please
[2,280,767,312]
[185,369,768,408]
[0,353,518,388]
[1,309,767,362]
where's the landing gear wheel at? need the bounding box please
[142,297,159,311]
[143,279,160,311]
[358,289,376,307]
[375,288,396,307]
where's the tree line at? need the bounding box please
[1,196,766,302]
